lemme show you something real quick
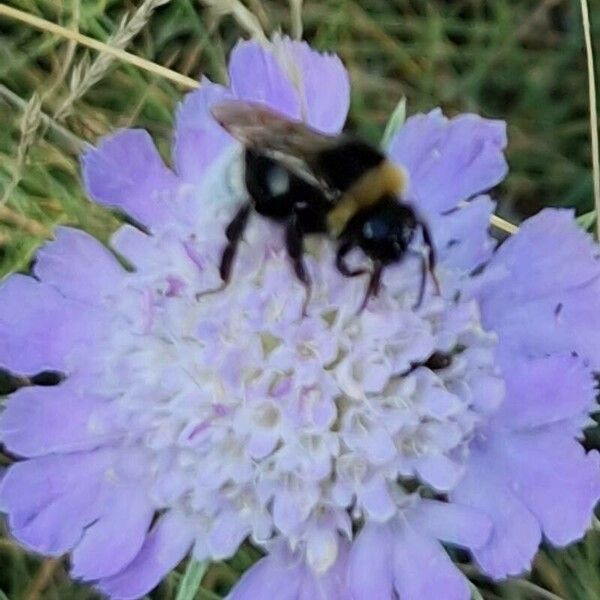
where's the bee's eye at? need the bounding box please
[362,220,386,240]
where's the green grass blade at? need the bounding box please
[380,96,406,150]
[175,559,209,600]
[468,581,485,600]
[577,210,596,231]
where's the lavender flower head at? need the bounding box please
[1,38,599,600]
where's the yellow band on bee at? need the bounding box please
[327,161,408,236]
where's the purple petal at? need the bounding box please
[486,208,599,294]
[229,41,300,119]
[451,439,542,578]
[347,523,394,600]
[299,539,350,600]
[34,227,124,303]
[0,450,115,555]
[247,429,279,460]
[227,544,301,600]
[0,275,105,374]
[393,523,470,600]
[478,209,600,369]
[355,424,396,465]
[408,499,493,550]
[209,510,251,559]
[492,353,595,430]
[173,79,234,185]
[110,224,158,270]
[0,376,114,457]
[389,109,507,214]
[272,490,306,535]
[431,195,496,272]
[228,39,350,133]
[359,475,396,521]
[82,129,179,228]
[271,38,350,133]
[477,428,600,547]
[97,510,194,600]
[71,487,154,579]
[415,454,464,492]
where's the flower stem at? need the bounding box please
[175,559,209,600]
[579,0,600,241]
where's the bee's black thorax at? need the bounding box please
[313,138,387,191]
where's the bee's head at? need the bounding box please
[350,198,418,264]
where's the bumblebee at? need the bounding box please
[210,101,438,313]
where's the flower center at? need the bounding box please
[93,198,504,560]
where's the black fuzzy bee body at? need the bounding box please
[244,149,330,233]
[209,101,438,313]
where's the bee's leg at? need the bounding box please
[336,239,368,278]
[220,203,252,283]
[414,250,427,309]
[285,213,312,316]
[358,262,383,314]
[420,221,440,295]
[196,204,251,300]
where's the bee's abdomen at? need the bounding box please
[245,150,296,219]
[244,149,330,232]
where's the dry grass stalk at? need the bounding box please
[54,0,172,122]
[0,5,198,90]
[489,213,519,235]
[1,93,42,205]
[0,0,169,236]
[579,0,600,240]
[0,204,52,238]
[0,1,79,227]
[23,559,62,600]
[289,0,303,39]
[0,85,84,153]
[0,230,11,245]
[46,0,81,99]
[245,0,271,32]
[201,0,267,41]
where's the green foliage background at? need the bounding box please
[0,0,599,598]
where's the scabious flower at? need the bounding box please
[1,37,599,600]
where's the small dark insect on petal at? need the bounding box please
[423,351,453,370]
[0,369,65,395]
[554,302,563,316]
[469,262,487,278]
[30,371,65,386]
[399,350,454,377]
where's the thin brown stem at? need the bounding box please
[0,4,198,90]
[23,558,61,600]
[580,0,600,240]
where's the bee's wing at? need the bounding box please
[211,100,339,161]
